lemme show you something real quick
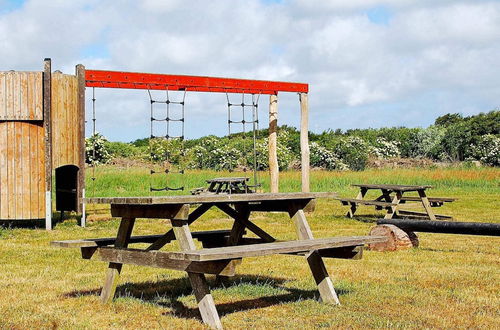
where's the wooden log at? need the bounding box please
[43,58,52,230]
[377,219,500,237]
[299,93,310,193]
[268,94,279,193]
[368,224,419,252]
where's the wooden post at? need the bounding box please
[299,93,310,193]
[268,94,279,193]
[43,58,52,230]
[75,64,86,225]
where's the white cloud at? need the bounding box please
[1,0,499,140]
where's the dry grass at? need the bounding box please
[1,167,499,329]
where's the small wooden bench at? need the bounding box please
[337,198,397,209]
[400,196,456,207]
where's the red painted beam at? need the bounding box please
[85,70,308,94]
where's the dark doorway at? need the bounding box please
[55,165,79,212]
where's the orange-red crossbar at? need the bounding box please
[85,70,308,94]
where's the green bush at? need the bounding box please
[469,134,500,166]
[85,133,111,165]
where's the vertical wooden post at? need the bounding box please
[268,94,279,193]
[299,93,310,193]
[75,64,86,226]
[43,58,52,230]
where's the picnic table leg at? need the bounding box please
[172,219,223,330]
[289,204,340,305]
[100,217,135,303]
[384,191,402,220]
[418,189,437,221]
[346,187,367,218]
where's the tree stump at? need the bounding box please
[368,224,419,251]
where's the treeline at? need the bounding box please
[86,110,500,170]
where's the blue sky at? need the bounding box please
[1,0,499,142]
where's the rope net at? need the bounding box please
[148,89,186,192]
[226,92,261,189]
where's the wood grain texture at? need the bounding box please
[0,121,44,220]
[51,72,81,169]
[0,71,43,121]
[85,192,337,205]
[299,93,310,193]
[268,94,279,193]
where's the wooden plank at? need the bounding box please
[110,203,190,219]
[33,72,43,120]
[215,203,275,242]
[269,94,279,193]
[85,192,337,205]
[0,73,5,119]
[171,219,223,329]
[37,122,45,219]
[6,122,15,218]
[352,184,432,191]
[12,72,20,120]
[5,72,13,119]
[289,203,339,304]
[29,122,39,219]
[21,122,30,219]
[299,93,310,193]
[95,248,237,275]
[169,236,386,262]
[0,122,6,219]
[100,217,135,303]
[337,198,396,207]
[51,230,232,248]
[19,72,28,120]
[14,122,23,219]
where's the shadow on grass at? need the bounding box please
[64,274,351,321]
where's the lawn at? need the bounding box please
[0,167,499,328]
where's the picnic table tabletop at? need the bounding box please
[352,184,433,191]
[206,177,249,183]
[84,192,337,205]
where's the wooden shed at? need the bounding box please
[0,59,85,229]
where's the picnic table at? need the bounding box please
[191,177,254,195]
[337,184,455,221]
[52,192,386,329]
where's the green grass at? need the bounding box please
[1,167,499,328]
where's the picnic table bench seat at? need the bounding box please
[400,196,456,207]
[336,198,397,208]
[51,229,233,248]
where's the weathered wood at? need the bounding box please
[51,230,233,248]
[215,203,275,242]
[166,236,385,262]
[345,187,368,218]
[352,184,432,191]
[100,217,135,303]
[338,198,396,207]
[76,64,86,216]
[110,203,190,219]
[384,191,402,219]
[400,196,456,203]
[395,210,453,220]
[0,71,43,120]
[172,217,222,329]
[269,94,279,193]
[289,203,339,304]
[43,59,52,230]
[368,224,419,251]
[94,247,237,275]
[417,189,437,221]
[85,192,337,205]
[299,92,310,193]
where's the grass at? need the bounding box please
[1,167,499,328]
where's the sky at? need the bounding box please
[1,0,499,142]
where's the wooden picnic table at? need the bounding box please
[338,184,454,221]
[52,192,386,329]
